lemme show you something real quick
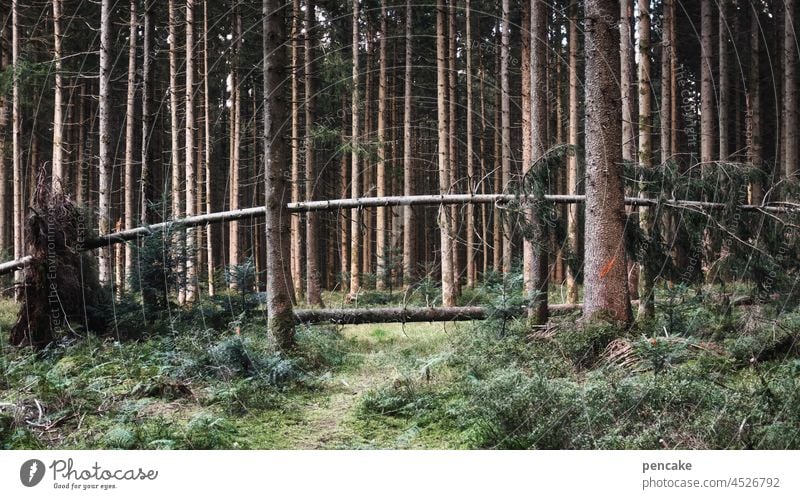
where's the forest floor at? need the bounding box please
[2,284,800,450]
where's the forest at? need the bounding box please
[0,0,799,450]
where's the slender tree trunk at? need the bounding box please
[661,0,672,164]
[785,0,797,179]
[583,0,632,323]
[700,0,715,167]
[122,0,137,294]
[500,0,512,274]
[637,0,655,319]
[77,82,87,207]
[718,0,729,160]
[305,0,323,306]
[566,0,580,304]
[340,98,350,291]
[402,0,415,288]
[747,3,762,203]
[493,57,502,274]
[437,0,455,306]
[348,0,361,300]
[479,63,489,277]
[228,3,242,287]
[620,0,635,164]
[521,1,532,276]
[448,0,459,295]
[0,20,9,261]
[203,0,214,294]
[52,0,65,184]
[263,0,295,349]
[362,23,373,280]
[526,0,549,325]
[141,0,152,227]
[169,0,185,300]
[376,0,388,291]
[5,9,17,296]
[98,0,112,286]
[185,0,197,302]
[290,0,303,298]
[465,0,476,288]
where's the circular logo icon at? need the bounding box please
[20,459,46,487]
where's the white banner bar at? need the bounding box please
[1,451,798,498]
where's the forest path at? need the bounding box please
[239,322,462,449]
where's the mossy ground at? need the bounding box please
[1,282,799,450]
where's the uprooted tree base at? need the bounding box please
[10,175,108,348]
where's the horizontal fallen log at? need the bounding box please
[293,303,585,324]
[0,193,796,275]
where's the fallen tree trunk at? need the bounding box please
[0,194,796,276]
[293,303,585,324]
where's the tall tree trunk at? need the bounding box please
[340,98,350,291]
[185,0,197,302]
[500,0,512,274]
[123,0,137,294]
[169,0,185,300]
[0,19,9,261]
[203,0,214,294]
[700,0,715,282]
[661,0,672,164]
[263,0,294,349]
[98,0,112,286]
[479,63,489,277]
[290,0,303,299]
[348,0,361,300]
[493,53,502,274]
[141,0,152,227]
[637,0,655,319]
[362,23,373,280]
[305,0,323,306]
[583,0,632,323]
[620,0,636,164]
[566,0,580,304]
[52,0,65,184]
[747,2,762,203]
[465,0,476,288]
[376,0,388,291]
[526,0,549,325]
[228,2,242,286]
[448,0,459,295]
[785,0,797,179]
[437,0,455,306]
[402,0,415,288]
[718,0,729,160]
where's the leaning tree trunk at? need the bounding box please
[263,0,295,350]
[583,0,632,323]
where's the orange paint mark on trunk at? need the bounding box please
[599,254,618,279]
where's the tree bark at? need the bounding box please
[376,0,388,291]
[203,0,214,295]
[526,0,549,325]
[500,0,512,274]
[305,0,323,306]
[0,19,9,262]
[123,0,137,294]
[290,0,303,299]
[465,0,476,288]
[169,0,185,300]
[566,0,580,304]
[402,0,415,288]
[660,0,672,164]
[448,0,459,296]
[52,0,65,185]
[185,0,197,302]
[141,0,153,227]
[785,0,797,179]
[263,0,295,349]
[437,0,456,306]
[348,0,362,299]
[620,0,635,162]
[228,2,242,286]
[700,0,715,167]
[98,0,112,286]
[718,0,729,160]
[747,2,762,203]
[583,0,632,323]
[637,0,655,319]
